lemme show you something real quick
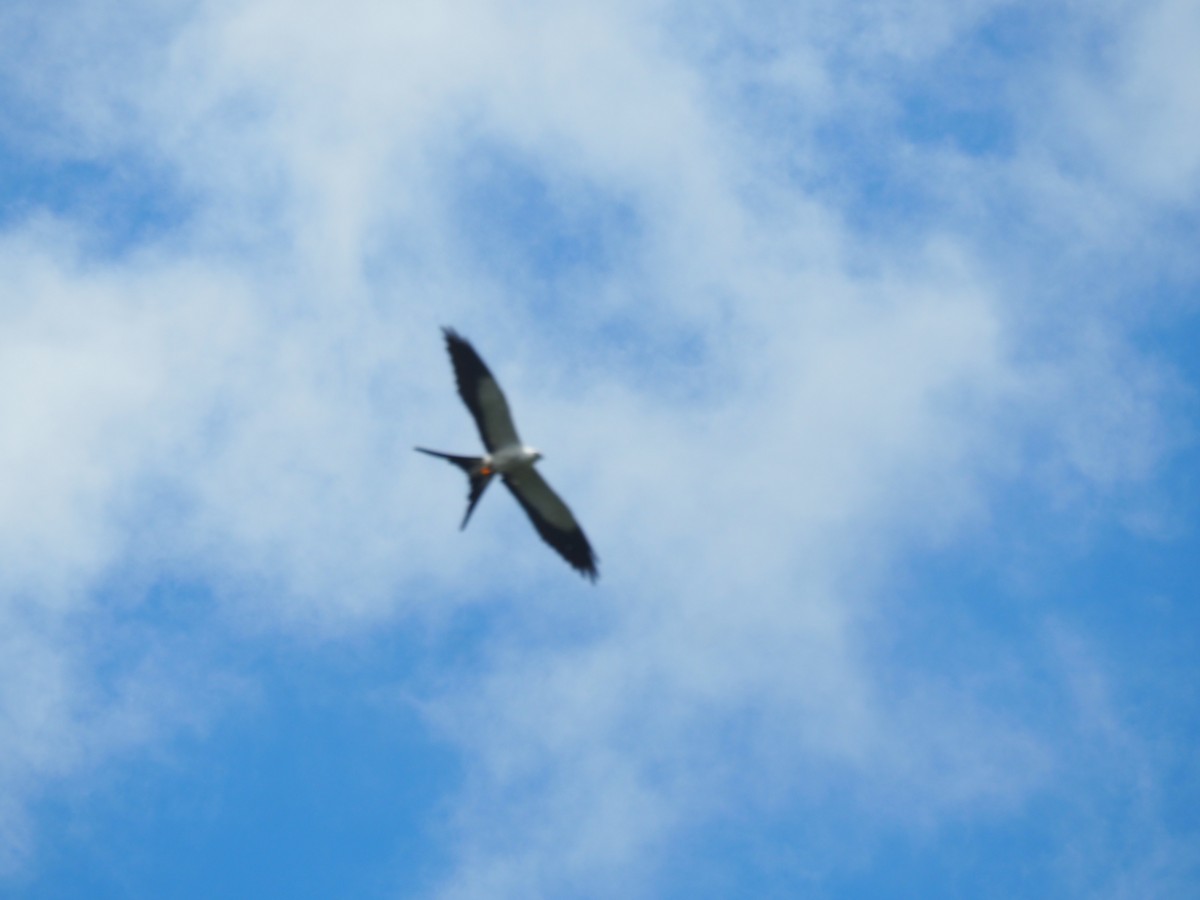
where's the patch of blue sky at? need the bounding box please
[877,482,1200,886]
[449,140,638,284]
[816,806,1093,900]
[653,604,1198,896]
[897,88,1014,159]
[442,138,719,387]
[661,792,1075,900]
[1126,208,1200,301]
[89,561,216,635]
[620,479,1193,895]
[706,7,1069,246]
[813,100,1013,243]
[0,137,194,257]
[882,413,1200,663]
[18,624,460,900]
[445,139,641,319]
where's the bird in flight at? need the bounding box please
[416,327,598,582]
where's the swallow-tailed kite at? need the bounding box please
[416,327,598,582]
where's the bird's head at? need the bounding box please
[525,446,543,464]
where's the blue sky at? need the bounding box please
[2,1,1198,897]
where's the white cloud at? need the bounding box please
[0,0,1195,895]
[1056,0,1200,203]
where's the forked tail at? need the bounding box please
[414,447,494,529]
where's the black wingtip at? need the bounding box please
[581,553,600,583]
[575,547,598,582]
[565,547,600,584]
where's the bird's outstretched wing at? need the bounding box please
[503,467,598,582]
[442,327,520,452]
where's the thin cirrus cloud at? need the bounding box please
[0,0,1197,897]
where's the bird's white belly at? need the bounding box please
[487,444,537,473]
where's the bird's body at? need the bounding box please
[485,443,542,474]
[416,328,598,582]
